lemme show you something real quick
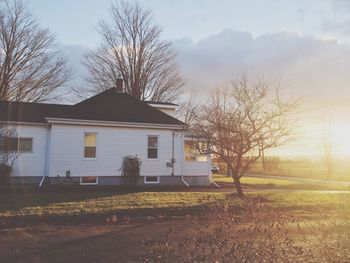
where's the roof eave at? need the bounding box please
[45,117,185,130]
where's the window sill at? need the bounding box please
[83,158,97,161]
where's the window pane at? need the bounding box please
[199,141,208,154]
[184,140,195,154]
[5,137,18,152]
[145,176,159,183]
[81,176,97,184]
[19,138,33,152]
[185,155,196,161]
[84,133,96,158]
[85,134,96,147]
[184,139,208,162]
[196,155,208,162]
[148,136,158,148]
[84,146,96,158]
[148,148,157,159]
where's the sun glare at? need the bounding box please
[267,121,350,158]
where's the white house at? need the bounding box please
[0,82,211,186]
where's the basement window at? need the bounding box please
[80,176,98,185]
[144,176,159,184]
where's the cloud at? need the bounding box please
[174,29,350,108]
[322,19,350,36]
[331,0,350,12]
[57,29,350,111]
[321,0,350,37]
[54,44,90,103]
[58,44,90,84]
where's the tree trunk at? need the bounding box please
[230,168,244,197]
[234,178,244,197]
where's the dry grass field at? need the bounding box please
[1,176,350,262]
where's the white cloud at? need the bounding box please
[174,29,350,109]
[58,29,350,110]
[331,0,350,11]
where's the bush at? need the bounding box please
[120,155,142,184]
[0,163,12,184]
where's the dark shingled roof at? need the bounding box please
[0,89,184,126]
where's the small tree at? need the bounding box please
[193,74,298,196]
[120,155,142,185]
[0,125,19,183]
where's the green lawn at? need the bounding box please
[2,175,350,224]
[1,187,349,220]
[213,174,350,191]
[214,174,295,185]
[0,191,227,218]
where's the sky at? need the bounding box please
[26,0,350,158]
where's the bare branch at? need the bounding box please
[192,73,299,196]
[82,0,184,102]
[0,0,71,102]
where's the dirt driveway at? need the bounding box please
[0,220,185,263]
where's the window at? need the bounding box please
[147,136,158,159]
[144,176,159,184]
[80,176,98,185]
[84,133,97,159]
[184,140,208,162]
[19,138,33,152]
[4,137,33,153]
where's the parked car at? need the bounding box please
[211,165,219,173]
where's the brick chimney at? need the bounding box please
[115,76,124,93]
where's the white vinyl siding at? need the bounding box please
[5,125,49,177]
[4,124,211,180]
[49,125,180,177]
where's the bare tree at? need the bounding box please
[322,119,333,179]
[83,0,184,102]
[192,75,298,196]
[0,0,71,102]
[176,89,200,127]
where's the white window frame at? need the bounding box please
[147,135,159,160]
[80,176,98,185]
[83,132,97,160]
[144,176,160,184]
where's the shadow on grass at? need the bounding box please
[0,200,245,229]
[0,184,195,212]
